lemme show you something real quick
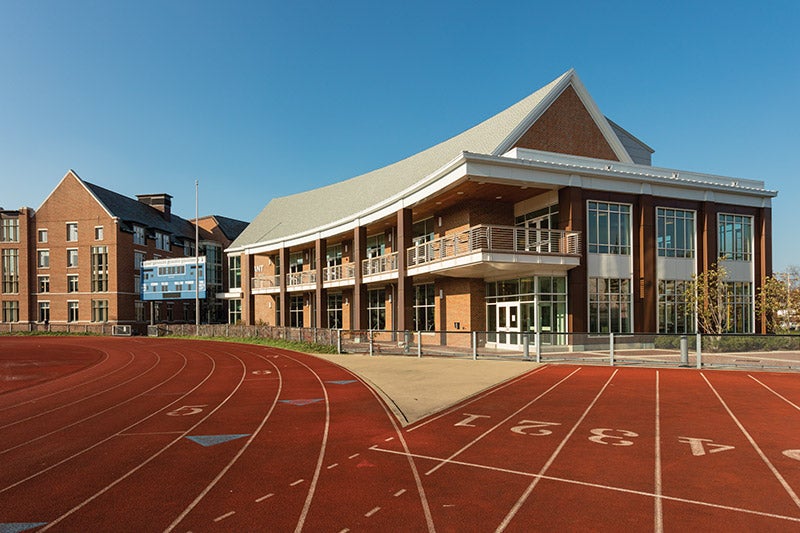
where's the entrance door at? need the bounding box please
[496,302,520,348]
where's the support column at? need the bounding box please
[755,207,773,333]
[242,253,256,325]
[353,226,368,330]
[634,194,657,333]
[315,238,327,329]
[559,186,587,333]
[278,247,289,327]
[396,208,413,331]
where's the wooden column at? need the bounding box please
[559,186,587,332]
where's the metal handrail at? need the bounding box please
[362,252,399,276]
[407,225,581,266]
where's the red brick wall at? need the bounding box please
[513,85,620,161]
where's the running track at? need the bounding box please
[1,337,799,532]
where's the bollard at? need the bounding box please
[472,331,477,360]
[523,332,530,360]
[696,333,702,369]
[535,331,541,363]
[609,332,615,366]
[337,329,342,354]
[417,331,422,358]
[680,335,689,366]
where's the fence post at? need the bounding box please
[472,331,477,360]
[337,329,342,354]
[369,332,374,356]
[404,330,410,354]
[696,333,702,369]
[417,331,422,358]
[522,332,530,360]
[535,331,541,363]
[609,332,615,366]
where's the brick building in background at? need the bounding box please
[0,170,246,330]
[225,69,775,343]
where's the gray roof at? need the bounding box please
[231,69,632,251]
[213,215,249,241]
[83,179,200,240]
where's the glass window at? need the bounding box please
[2,249,19,293]
[67,248,79,268]
[723,282,753,333]
[68,274,79,293]
[657,208,695,258]
[412,218,435,245]
[91,299,108,322]
[38,275,50,294]
[228,255,241,289]
[39,301,50,323]
[66,222,78,242]
[413,283,435,331]
[133,225,146,245]
[367,288,386,330]
[136,300,146,322]
[134,251,145,271]
[587,201,631,255]
[327,292,343,329]
[91,246,109,292]
[228,299,242,324]
[588,277,632,333]
[38,229,48,243]
[290,295,304,327]
[366,234,386,258]
[2,301,19,322]
[1,217,19,242]
[155,232,171,251]
[67,301,79,323]
[289,252,303,273]
[718,214,753,261]
[94,226,104,240]
[658,280,694,333]
[38,249,50,268]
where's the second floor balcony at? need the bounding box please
[362,251,398,282]
[407,224,581,278]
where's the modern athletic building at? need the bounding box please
[224,69,775,340]
[0,170,247,329]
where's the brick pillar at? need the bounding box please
[396,208,413,331]
[242,253,256,325]
[559,186,587,332]
[315,238,327,329]
[635,195,657,333]
[278,247,289,327]
[353,226,367,330]
[698,201,718,273]
[755,207,773,333]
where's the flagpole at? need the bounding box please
[195,180,200,336]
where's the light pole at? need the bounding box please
[195,180,200,336]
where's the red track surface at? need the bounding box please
[1,337,799,532]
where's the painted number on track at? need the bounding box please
[510,420,561,436]
[251,370,272,375]
[167,405,207,416]
[454,413,491,427]
[588,428,639,446]
[678,437,735,456]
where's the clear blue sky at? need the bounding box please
[1,1,798,270]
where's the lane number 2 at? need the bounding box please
[167,405,207,416]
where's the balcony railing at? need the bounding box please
[287,270,316,286]
[252,275,280,290]
[362,252,399,277]
[323,263,356,282]
[407,225,581,267]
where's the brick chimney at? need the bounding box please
[136,193,173,221]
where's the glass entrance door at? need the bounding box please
[496,302,520,348]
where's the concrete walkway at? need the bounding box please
[313,353,538,425]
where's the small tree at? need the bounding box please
[756,275,789,333]
[685,262,730,334]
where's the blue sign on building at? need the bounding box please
[141,257,207,300]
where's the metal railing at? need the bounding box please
[407,225,581,266]
[287,270,317,286]
[323,263,356,282]
[362,252,399,276]
[252,275,280,290]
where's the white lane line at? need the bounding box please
[394,489,406,497]
[384,437,394,442]
[335,369,436,532]
[496,369,619,532]
[654,371,663,533]
[165,351,284,532]
[214,511,235,522]
[290,479,305,487]
[370,444,800,524]
[279,354,332,533]
[117,431,186,436]
[365,506,381,518]
[407,366,549,432]
[426,368,581,476]
[255,493,274,503]
[702,373,800,511]
[348,453,360,459]
[338,529,350,533]
[0,350,202,495]
[38,351,239,532]
[327,463,339,469]
[749,375,800,410]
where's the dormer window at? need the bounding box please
[133,225,146,245]
[155,231,171,251]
